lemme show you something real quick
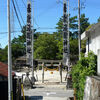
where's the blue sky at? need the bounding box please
[0,0,100,48]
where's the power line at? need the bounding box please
[0,30,57,34]
[36,27,56,29]
[0,31,21,34]
[20,0,38,28]
[11,0,23,29]
[21,0,27,8]
[37,2,58,17]
[78,0,81,60]
[34,19,40,28]
[0,27,57,34]
[14,0,25,25]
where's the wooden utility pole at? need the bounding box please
[7,0,12,100]
[78,0,81,60]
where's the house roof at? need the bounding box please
[0,62,15,77]
[81,22,100,40]
[16,55,26,61]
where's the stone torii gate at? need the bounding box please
[36,59,63,83]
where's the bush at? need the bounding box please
[71,52,97,100]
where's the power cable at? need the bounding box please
[36,27,56,30]
[11,0,23,29]
[14,0,25,25]
[20,0,39,29]
[0,31,22,34]
[34,19,40,28]
[37,2,58,17]
[0,29,57,34]
[21,0,27,8]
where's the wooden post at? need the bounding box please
[42,62,44,83]
[74,88,76,100]
[59,62,62,83]
[38,65,39,70]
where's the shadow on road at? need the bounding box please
[32,86,44,89]
[25,96,43,100]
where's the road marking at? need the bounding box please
[46,92,56,96]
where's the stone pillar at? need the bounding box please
[42,62,44,83]
[97,49,100,76]
[59,62,62,83]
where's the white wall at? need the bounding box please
[86,27,100,55]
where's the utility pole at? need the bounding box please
[31,0,35,84]
[78,0,81,60]
[67,0,70,71]
[66,0,71,89]
[7,0,12,100]
[11,7,14,34]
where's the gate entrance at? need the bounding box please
[36,59,63,83]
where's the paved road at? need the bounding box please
[24,84,74,100]
[22,70,73,100]
[25,90,73,100]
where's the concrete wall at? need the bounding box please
[97,49,100,76]
[85,27,100,55]
[84,76,100,100]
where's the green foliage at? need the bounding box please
[56,37,78,61]
[85,24,94,31]
[11,26,26,61]
[97,17,100,22]
[81,40,86,53]
[0,14,90,63]
[70,38,78,55]
[34,33,58,60]
[0,26,26,62]
[56,15,78,38]
[72,52,97,100]
[80,14,90,34]
[0,47,8,63]
[56,38,63,59]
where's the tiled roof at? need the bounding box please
[0,62,15,77]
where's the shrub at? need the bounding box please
[71,52,97,100]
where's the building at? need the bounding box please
[81,23,100,100]
[81,22,100,55]
[0,62,15,81]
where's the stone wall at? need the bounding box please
[83,76,100,100]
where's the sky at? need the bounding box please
[0,0,100,48]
